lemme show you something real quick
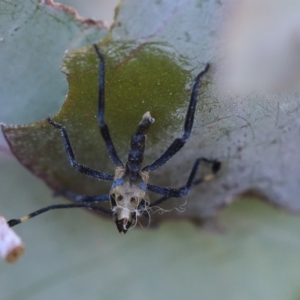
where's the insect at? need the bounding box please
[7,44,220,234]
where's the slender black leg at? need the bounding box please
[7,203,113,228]
[56,190,109,203]
[93,44,123,167]
[143,64,210,173]
[48,118,114,181]
[149,159,220,207]
[147,158,220,200]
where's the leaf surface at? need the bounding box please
[3,0,300,220]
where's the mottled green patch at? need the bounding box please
[63,41,191,140]
[2,41,191,196]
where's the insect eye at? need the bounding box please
[117,195,123,201]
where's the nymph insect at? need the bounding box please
[8,44,220,234]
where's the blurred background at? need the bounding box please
[58,0,118,25]
[1,1,300,300]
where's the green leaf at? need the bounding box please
[1,1,300,300]
[0,0,107,124]
[3,40,193,201]
[3,0,300,220]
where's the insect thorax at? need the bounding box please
[110,166,150,234]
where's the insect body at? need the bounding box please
[109,111,154,232]
[8,44,220,234]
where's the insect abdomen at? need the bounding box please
[125,112,155,182]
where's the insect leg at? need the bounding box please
[93,44,124,167]
[147,158,220,200]
[48,117,114,181]
[56,190,109,203]
[7,202,113,228]
[143,64,210,172]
